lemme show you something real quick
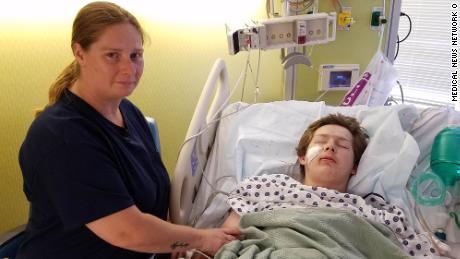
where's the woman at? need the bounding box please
[18,2,238,259]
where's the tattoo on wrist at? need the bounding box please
[171,241,189,250]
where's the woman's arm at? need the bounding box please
[221,210,241,229]
[86,205,239,255]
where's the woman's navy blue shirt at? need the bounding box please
[17,90,170,259]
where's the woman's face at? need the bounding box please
[74,23,144,101]
[299,124,356,192]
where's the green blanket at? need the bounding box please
[215,208,409,259]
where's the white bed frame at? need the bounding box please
[170,58,231,225]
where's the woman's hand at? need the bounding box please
[197,227,240,256]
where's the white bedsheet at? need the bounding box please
[228,174,435,257]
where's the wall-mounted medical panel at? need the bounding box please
[227,12,336,55]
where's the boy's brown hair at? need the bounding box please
[296,113,369,173]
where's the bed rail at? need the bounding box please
[170,58,231,224]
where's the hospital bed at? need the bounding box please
[170,59,460,258]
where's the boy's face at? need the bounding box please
[299,124,356,192]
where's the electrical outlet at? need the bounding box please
[266,22,294,45]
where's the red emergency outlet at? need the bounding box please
[297,35,306,44]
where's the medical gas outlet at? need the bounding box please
[370,7,386,30]
[337,7,355,31]
[227,12,336,55]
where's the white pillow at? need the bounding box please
[226,102,420,203]
[190,101,423,228]
[233,102,422,230]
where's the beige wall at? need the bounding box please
[0,0,386,233]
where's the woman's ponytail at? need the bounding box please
[35,61,79,117]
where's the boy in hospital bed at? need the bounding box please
[219,113,439,258]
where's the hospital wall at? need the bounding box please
[0,0,384,234]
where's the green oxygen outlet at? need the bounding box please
[371,11,381,26]
[371,7,383,30]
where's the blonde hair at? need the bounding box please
[36,1,145,116]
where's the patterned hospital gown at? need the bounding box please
[227,174,438,257]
